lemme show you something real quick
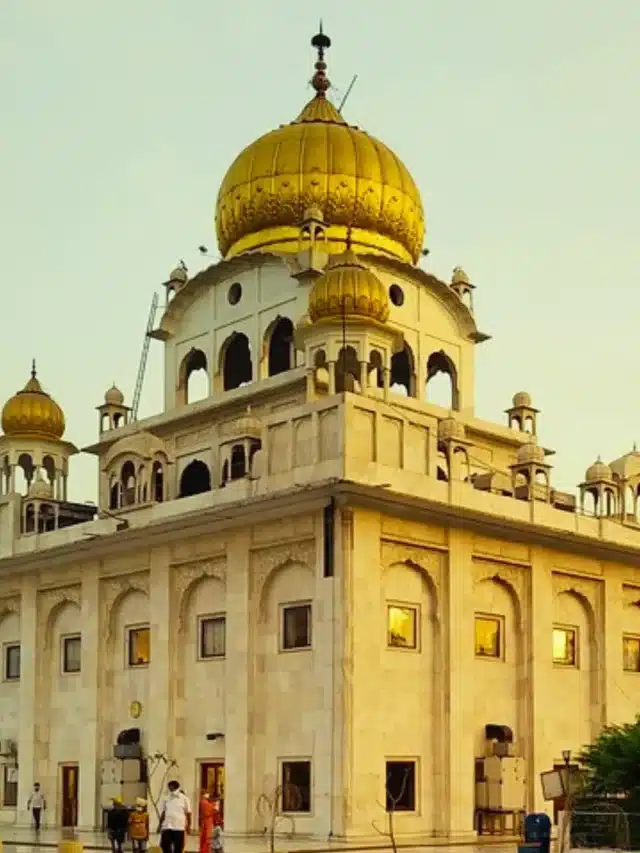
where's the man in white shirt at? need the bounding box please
[27,783,46,832]
[158,780,191,853]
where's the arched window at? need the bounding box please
[426,350,459,410]
[390,343,416,397]
[152,461,164,503]
[230,445,247,480]
[179,348,209,404]
[109,477,120,510]
[336,346,360,393]
[368,350,384,389]
[222,333,252,391]
[39,503,55,533]
[179,460,211,498]
[16,453,34,493]
[267,317,295,376]
[24,503,35,534]
[42,455,55,485]
[121,461,136,506]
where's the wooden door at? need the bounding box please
[61,765,79,827]
[199,762,224,827]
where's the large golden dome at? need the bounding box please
[308,249,389,325]
[1,364,65,441]
[215,32,425,265]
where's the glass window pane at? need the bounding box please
[64,637,81,673]
[475,617,501,657]
[387,606,417,648]
[5,645,20,680]
[552,627,576,665]
[129,627,150,666]
[623,636,640,672]
[201,617,226,658]
[283,605,311,649]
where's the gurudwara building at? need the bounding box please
[0,30,639,842]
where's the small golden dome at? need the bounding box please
[438,417,466,441]
[451,266,470,286]
[512,391,532,408]
[308,250,390,325]
[215,34,424,265]
[585,457,613,483]
[169,265,188,284]
[105,384,125,406]
[516,441,545,465]
[1,364,65,441]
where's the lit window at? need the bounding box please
[475,616,502,658]
[4,645,20,681]
[282,604,312,651]
[62,635,81,674]
[281,760,311,813]
[623,635,640,673]
[552,626,577,666]
[128,626,150,667]
[387,605,417,649]
[385,760,416,812]
[199,616,226,659]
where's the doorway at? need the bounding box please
[199,762,224,827]
[60,764,79,828]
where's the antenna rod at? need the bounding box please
[338,74,358,113]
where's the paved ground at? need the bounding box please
[0,827,522,853]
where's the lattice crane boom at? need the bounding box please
[131,292,159,422]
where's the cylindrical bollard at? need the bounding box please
[58,840,83,853]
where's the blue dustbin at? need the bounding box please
[524,813,552,853]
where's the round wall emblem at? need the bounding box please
[129,700,142,719]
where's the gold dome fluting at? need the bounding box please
[1,362,65,441]
[308,249,390,325]
[215,31,425,265]
[517,441,545,465]
[585,457,613,483]
[438,416,466,441]
[512,391,532,408]
[104,384,125,406]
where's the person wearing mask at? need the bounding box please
[128,798,150,853]
[27,783,46,832]
[158,780,192,853]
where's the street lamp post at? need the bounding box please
[560,750,572,853]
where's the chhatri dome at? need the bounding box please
[215,28,425,265]
[1,361,66,441]
[308,246,390,325]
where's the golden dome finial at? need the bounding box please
[31,358,37,379]
[310,23,331,97]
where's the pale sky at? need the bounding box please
[1,0,638,502]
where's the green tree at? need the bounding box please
[579,716,640,798]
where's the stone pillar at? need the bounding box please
[79,565,100,829]
[328,362,336,395]
[444,530,476,837]
[223,531,251,834]
[148,547,171,759]
[342,509,382,838]
[528,549,554,814]
[305,368,315,400]
[17,576,37,826]
[602,571,623,726]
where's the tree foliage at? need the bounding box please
[578,716,640,798]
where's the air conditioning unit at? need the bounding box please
[0,740,16,757]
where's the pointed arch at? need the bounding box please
[426,350,459,410]
[220,333,252,391]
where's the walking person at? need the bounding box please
[158,780,191,853]
[198,792,214,853]
[128,798,150,853]
[27,783,46,832]
[107,796,129,853]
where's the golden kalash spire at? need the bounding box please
[215,26,425,265]
[1,361,65,441]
